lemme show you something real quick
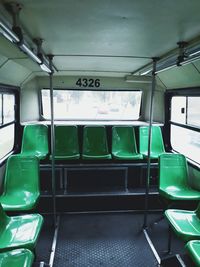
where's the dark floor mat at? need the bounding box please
[146,214,194,266]
[54,213,158,267]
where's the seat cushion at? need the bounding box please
[186,240,200,267]
[165,209,200,242]
[0,214,43,251]
[0,249,34,267]
[159,186,200,200]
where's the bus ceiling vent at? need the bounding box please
[138,41,200,76]
[0,2,55,74]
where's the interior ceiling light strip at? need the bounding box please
[139,41,200,75]
[0,21,19,42]
[0,19,52,73]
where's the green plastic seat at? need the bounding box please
[159,153,200,201]
[186,240,200,267]
[0,155,40,211]
[165,203,200,242]
[0,249,34,267]
[139,126,165,159]
[21,124,48,160]
[0,204,43,252]
[112,126,143,160]
[82,126,111,159]
[51,125,80,160]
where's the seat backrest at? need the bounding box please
[83,126,109,155]
[21,124,48,157]
[112,126,138,153]
[0,249,34,267]
[159,153,188,189]
[0,203,9,230]
[195,202,200,219]
[139,126,165,155]
[4,155,40,195]
[55,125,79,156]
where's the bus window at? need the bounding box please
[0,93,15,160]
[41,89,142,121]
[170,96,200,164]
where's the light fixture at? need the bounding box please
[155,63,177,74]
[40,63,51,73]
[33,38,52,73]
[139,41,200,75]
[19,43,42,64]
[140,69,152,76]
[0,21,20,43]
[180,54,200,66]
[0,3,54,74]
[125,75,152,83]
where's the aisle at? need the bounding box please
[53,213,158,267]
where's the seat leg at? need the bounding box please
[153,214,165,224]
[167,225,172,254]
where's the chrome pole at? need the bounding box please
[143,58,157,229]
[48,55,57,227]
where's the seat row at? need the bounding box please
[158,153,200,266]
[166,205,200,266]
[20,124,165,160]
[0,203,43,267]
[0,155,43,266]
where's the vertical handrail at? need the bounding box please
[143,58,157,229]
[49,55,57,227]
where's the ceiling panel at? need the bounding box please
[1,0,200,75]
[193,60,200,73]
[158,64,200,89]
[0,53,7,67]
[53,56,149,73]
[0,60,31,86]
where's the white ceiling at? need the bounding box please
[1,0,200,76]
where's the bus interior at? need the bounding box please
[0,1,200,266]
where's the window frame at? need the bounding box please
[39,88,143,122]
[165,87,200,165]
[0,85,19,164]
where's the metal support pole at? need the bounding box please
[48,55,57,227]
[143,58,157,229]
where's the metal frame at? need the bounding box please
[64,166,128,193]
[45,55,159,265]
[40,162,158,198]
[40,166,64,191]
[49,55,57,227]
[143,229,161,265]
[48,215,60,267]
[143,58,158,229]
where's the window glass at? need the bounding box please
[3,94,15,124]
[41,89,142,121]
[171,96,186,124]
[187,97,200,127]
[0,124,14,159]
[171,125,200,164]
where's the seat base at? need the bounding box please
[186,240,200,267]
[0,249,34,267]
[82,154,112,160]
[0,213,43,252]
[112,152,143,160]
[160,187,200,201]
[165,209,200,242]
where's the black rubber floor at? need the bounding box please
[53,213,158,267]
[146,214,194,267]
